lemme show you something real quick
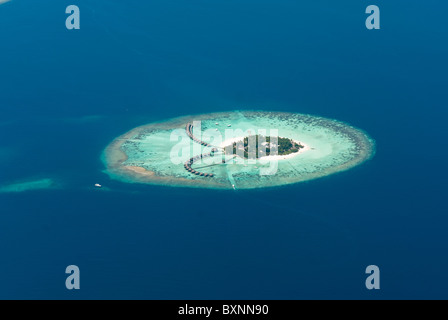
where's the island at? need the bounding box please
[224,134,304,159]
[102,110,375,190]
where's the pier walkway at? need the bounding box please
[184,123,221,178]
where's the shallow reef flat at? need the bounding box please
[0,178,57,193]
[103,111,375,190]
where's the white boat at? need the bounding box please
[94,183,102,188]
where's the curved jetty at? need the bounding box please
[183,154,215,178]
[184,123,219,177]
[103,111,375,190]
[185,123,216,148]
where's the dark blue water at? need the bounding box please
[0,0,447,299]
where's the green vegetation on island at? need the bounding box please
[224,134,304,158]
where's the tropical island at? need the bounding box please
[103,110,375,190]
[224,134,304,158]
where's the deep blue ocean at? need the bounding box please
[0,0,447,299]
